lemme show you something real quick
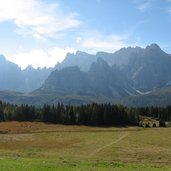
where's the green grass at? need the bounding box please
[0,158,170,171]
[0,123,171,170]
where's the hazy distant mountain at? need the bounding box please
[33,43,171,105]
[22,65,52,92]
[56,51,97,71]
[97,46,144,68]
[0,55,52,92]
[56,46,145,71]
[34,58,137,104]
[87,58,137,98]
[1,43,171,106]
[0,55,24,91]
[124,44,171,92]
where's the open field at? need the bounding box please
[0,122,171,170]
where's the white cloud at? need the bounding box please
[0,0,80,38]
[133,0,151,12]
[163,1,171,17]
[78,34,128,53]
[138,2,150,11]
[8,47,76,69]
[6,33,129,68]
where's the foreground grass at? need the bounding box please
[0,158,170,171]
[0,122,171,170]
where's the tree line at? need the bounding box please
[0,100,171,126]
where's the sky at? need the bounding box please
[0,0,171,69]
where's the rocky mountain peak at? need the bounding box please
[0,54,6,63]
[145,43,161,51]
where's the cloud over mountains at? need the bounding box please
[0,0,80,38]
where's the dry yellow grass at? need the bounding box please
[0,121,171,166]
[0,121,140,133]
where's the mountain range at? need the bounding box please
[1,43,171,106]
[0,55,52,92]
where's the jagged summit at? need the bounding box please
[146,43,161,50]
[1,43,171,105]
[0,56,52,92]
[57,50,96,71]
[0,54,6,62]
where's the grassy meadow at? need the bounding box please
[0,122,171,171]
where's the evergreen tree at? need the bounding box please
[68,105,76,124]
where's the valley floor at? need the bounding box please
[0,122,171,171]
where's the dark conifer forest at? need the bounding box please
[0,100,171,126]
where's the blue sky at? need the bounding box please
[0,0,171,68]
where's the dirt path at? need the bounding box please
[89,132,129,157]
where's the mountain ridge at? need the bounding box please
[0,56,53,92]
[1,43,171,106]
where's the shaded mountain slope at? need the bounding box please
[1,44,171,106]
[34,58,137,104]
[121,86,171,107]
